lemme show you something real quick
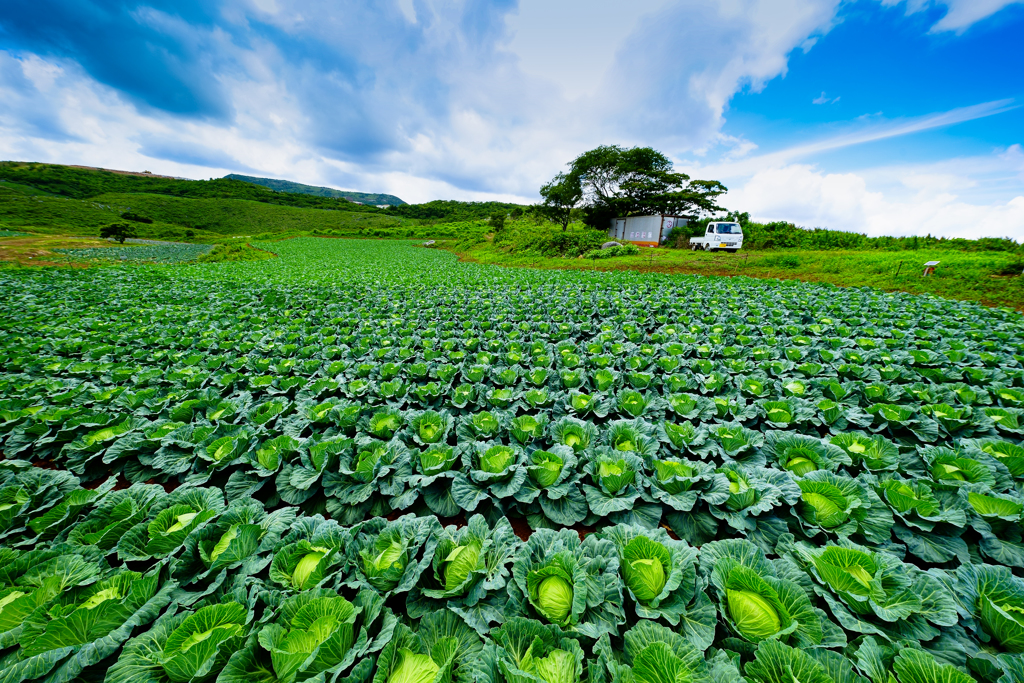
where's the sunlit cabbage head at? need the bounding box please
[263,594,358,682]
[441,540,482,591]
[654,460,694,494]
[293,545,331,589]
[388,648,439,683]
[798,482,849,528]
[662,421,696,449]
[369,410,402,438]
[931,457,985,484]
[571,393,595,412]
[355,443,390,482]
[722,470,756,511]
[528,450,565,488]
[480,445,515,474]
[419,445,458,476]
[726,588,781,642]
[160,602,247,682]
[361,538,408,591]
[521,648,577,683]
[535,575,573,624]
[556,422,591,452]
[416,411,445,443]
[621,536,669,603]
[762,401,793,424]
[597,458,634,494]
[980,593,1024,653]
[471,411,500,436]
[777,445,820,477]
[811,546,876,597]
[206,524,239,566]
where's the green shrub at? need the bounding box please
[585,244,641,259]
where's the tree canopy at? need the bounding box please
[540,145,727,229]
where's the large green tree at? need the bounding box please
[538,172,583,231]
[542,145,726,229]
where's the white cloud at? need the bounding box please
[722,155,1024,240]
[879,0,1024,32]
[687,100,1018,180]
[0,0,846,202]
[812,91,839,104]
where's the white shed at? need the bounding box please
[608,215,687,247]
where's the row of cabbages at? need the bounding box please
[5,421,1024,567]
[4,482,1024,683]
[5,365,1023,447]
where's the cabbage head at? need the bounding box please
[654,460,693,495]
[361,537,409,592]
[621,536,669,603]
[479,445,516,475]
[525,556,577,627]
[536,576,573,625]
[551,418,596,453]
[964,564,1024,652]
[442,540,482,591]
[721,469,757,511]
[597,458,634,494]
[609,621,715,683]
[521,647,575,683]
[387,648,439,683]
[810,546,876,598]
[161,602,248,682]
[419,445,458,476]
[414,411,447,444]
[798,481,850,529]
[726,587,782,642]
[491,618,584,683]
[368,410,403,439]
[270,595,358,681]
[528,450,565,488]
[293,546,331,589]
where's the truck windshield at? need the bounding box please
[715,223,741,234]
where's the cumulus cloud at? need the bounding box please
[0,0,842,201]
[878,0,1024,33]
[721,154,1024,240]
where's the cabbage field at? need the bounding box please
[2,238,1024,683]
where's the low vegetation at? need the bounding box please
[448,233,1024,310]
[53,242,215,263]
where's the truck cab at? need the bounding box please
[689,222,744,252]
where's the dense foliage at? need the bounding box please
[2,239,1024,682]
[540,146,726,229]
[384,200,528,223]
[669,213,1024,253]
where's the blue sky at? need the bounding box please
[0,0,1021,237]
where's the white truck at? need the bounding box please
[688,222,744,252]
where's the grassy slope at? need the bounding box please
[0,184,404,239]
[445,237,1024,310]
[0,184,490,242]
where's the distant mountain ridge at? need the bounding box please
[224,174,406,206]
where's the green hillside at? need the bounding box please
[225,173,406,206]
[0,162,377,212]
[0,183,402,240]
